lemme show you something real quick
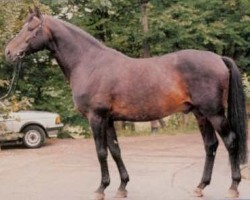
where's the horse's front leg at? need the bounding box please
[106,119,129,198]
[89,114,110,200]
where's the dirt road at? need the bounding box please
[0,134,249,200]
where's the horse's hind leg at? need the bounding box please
[193,111,219,197]
[89,115,110,200]
[209,114,241,198]
[106,119,129,198]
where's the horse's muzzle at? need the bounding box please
[4,47,23,63]
[5,48,11,61]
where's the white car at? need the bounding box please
[0,111,63,148]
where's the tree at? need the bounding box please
[1,0,250,135]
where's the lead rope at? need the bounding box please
[0,62,22,100]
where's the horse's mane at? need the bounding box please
[51,16,106,50]
[47,15,130,59]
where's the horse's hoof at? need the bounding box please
[193,188,203,197]
[226,189,239,199]
[94,192,105,200]
[115,189,128,198]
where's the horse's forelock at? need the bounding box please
[24,13,34,24]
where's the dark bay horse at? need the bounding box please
[5,7,248,199]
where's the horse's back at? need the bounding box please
[175,49,228,73]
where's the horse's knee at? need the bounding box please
[205,140,219,156]
[98,149,108,161]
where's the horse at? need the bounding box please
[5,7,248,199]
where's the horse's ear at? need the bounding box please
[28,6,33,14]
[34,6,42,18]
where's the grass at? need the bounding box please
[58,114,200,138]
[116,123,199,137]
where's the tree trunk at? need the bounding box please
[140,0,150,58]
[140,0,159,133]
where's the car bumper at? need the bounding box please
[46,124,64,138]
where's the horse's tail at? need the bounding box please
[222,56,248,164]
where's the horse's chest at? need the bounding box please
[72,92,111,117]
[72,93,90,115]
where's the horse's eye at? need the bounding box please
[25,37,31,43]
[28,26,33,31]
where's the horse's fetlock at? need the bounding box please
[232,176,241,183]
[122,173,129,183]
[202,180,211,187]
[102,178,110,187]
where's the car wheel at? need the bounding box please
[22,125,46,148]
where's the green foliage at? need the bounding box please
[62,0,250,69]
[165,113,197,131]
[243,73,250,103]
[66,0,143,57]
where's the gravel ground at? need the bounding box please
[0,134,250,200]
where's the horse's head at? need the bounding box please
[5,7,48,62]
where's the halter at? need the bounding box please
[0,62,22,100]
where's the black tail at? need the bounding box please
[222,56,248,164]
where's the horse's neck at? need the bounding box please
[46,16,106,80]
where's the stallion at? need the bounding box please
[5,7,248,199]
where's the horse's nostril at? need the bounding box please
[5,49,11,59]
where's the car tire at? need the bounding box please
[22,125,46,148]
